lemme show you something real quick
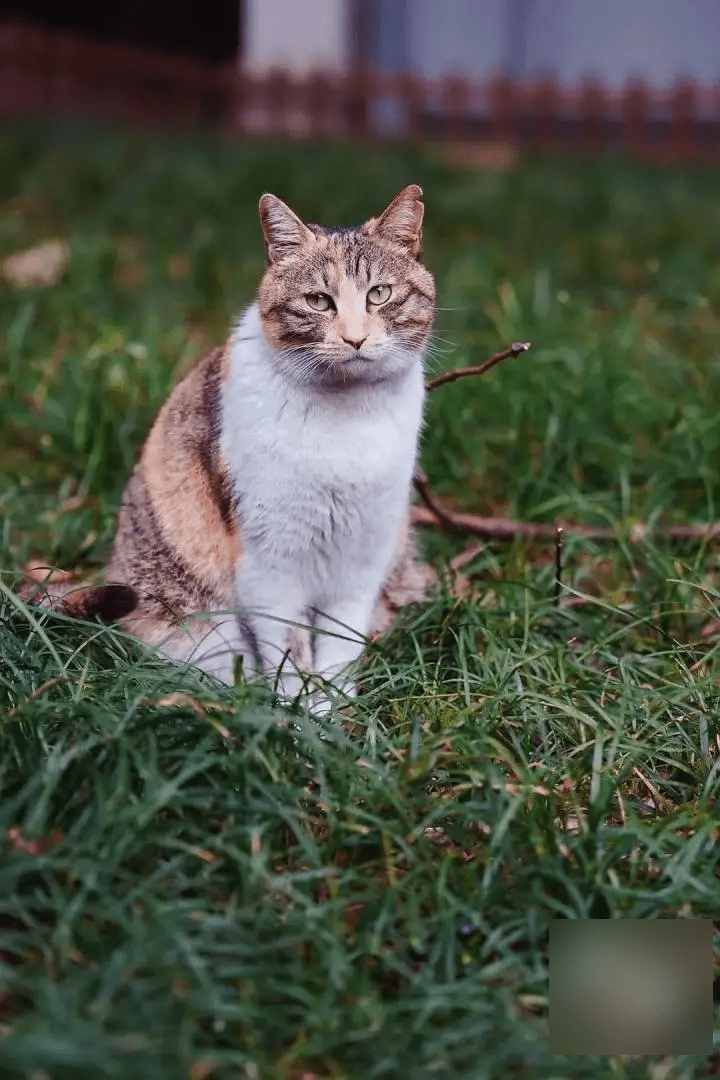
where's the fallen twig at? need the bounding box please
[554,527,564,605]
[410,503,720,544]
[410,503,613,540]
[449,543,484,572]
[8,675,71,719]
[412,468,460,531]
[424,341,531,392]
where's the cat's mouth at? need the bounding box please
[314,353,389,389]
[340,353,373,364]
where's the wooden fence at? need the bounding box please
[2,20,720,163]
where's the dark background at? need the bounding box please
[0,0,241,63]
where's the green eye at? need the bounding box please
[367,284,392,306]
[306,292,332,311]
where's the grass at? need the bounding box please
[0,118,719,1079]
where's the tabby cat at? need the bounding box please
[47,185,436,709]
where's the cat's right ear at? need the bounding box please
[258,194,314,264]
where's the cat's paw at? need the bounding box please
[273,671,355,717]
[306,677,356,717]
[307,690,333,717]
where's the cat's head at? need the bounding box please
[256,185,435,389]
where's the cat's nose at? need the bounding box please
[342,335,367,351]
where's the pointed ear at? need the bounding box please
[364,184,424,257]
[258,194,314,264]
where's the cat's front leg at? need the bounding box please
[236,568,313,698]
[311,596,377,702]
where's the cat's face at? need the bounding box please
[256,185,435,389]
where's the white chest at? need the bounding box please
[220,309,425,594]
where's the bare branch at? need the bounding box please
[410,504,614,541]
[449,543,485,572]
[554,526,564,605]
[425,341,531,392]
[410,503,720,545]
[412,468,460,531]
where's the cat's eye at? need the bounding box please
[367,284,392,306]
[306,292,333,312]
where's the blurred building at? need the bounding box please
[246,0,720,88]
[5,1,720,88]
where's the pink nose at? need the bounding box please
[342,336,367,350]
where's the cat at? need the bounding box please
[28,185,436,709]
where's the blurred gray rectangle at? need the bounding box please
[549,920,713,1056]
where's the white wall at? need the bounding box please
[524,0,720,87]
[408,0,508,79]
[243,0,348,75]
[404,0,720,87]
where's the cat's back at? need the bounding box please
[108,346,240,616]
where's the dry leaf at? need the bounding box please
[189,1062,214,1080]
[156,693,206,714]
[1,239,69,287]
[343,902,365,927]
[168,253,191,280]
[437,139,519,171]
[17,563,79,609]
[23,561,75,584]
[8,826,63,855]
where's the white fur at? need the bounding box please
[218,303,425,706]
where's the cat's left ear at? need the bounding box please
[258,194,315,264]
[364,184,424,258]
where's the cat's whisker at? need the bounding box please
[427,334,457,351]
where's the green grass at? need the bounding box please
[1,119,719,1079]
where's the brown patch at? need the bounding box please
[108,347,240,625]
[140,348,239,587]
[17,565,137,623]
[370,514,436,639]
[60,584,137,621]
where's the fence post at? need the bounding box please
[621,81,650,159]
[395,72,426,141]
[263,68,296,136]
[709,85,720,164]
[0,22,26,115]
[230,68,253,135]
[487,75,518,147]
[670,81,698,162]
[530,77,562,153]
[305,71,337,138]
[577,80,608,155]
[1,22,48,115]
[344,67,372,138]
[439,75,472,141]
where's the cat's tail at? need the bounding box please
[17,564,137,622]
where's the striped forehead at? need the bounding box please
[305,229,396,290]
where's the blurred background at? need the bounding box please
[2,0,720,156]
[1,11,719,1076]
[3,0,720,82]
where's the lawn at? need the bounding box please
[0,119,719,1079]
